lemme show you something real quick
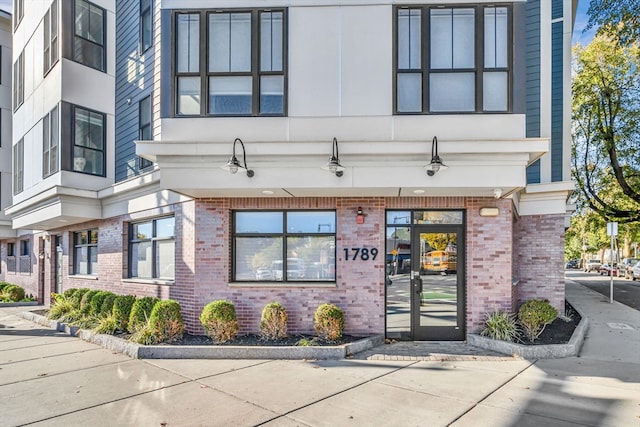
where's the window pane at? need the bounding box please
[131,241,152,278]
[75,246,88,274]
[430,10,452,69]
[414,210,464,224]
[485,8,508,68]
[156,217,175,238]
[429,72,475,112]
[397,9,421,70]
[431,9,474,69]
[260,11,283,72]
[453,9,475,68]
[156,240,175,279]
[75,108,103,149]
[483,71,508,111]
[209,76,252,115]
[177,14,200,73]
[397,73,422,112]
[177,76,201,115]
[74,38,103,70]
[235,236,283,280]
[235,212,283,233]
[209,13,251,72]
[287,211,335,234]
[387,211,411,224]
[89,246,98,274]
[133,222,153,239]
[90,229,98,243]
[260,76,284,114]
[73,147,103,175]
[76,231,88,245]
[287,236,335,281]
[88,3,103,44]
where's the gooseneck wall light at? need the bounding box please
[322,137,345,177]
[221,138,255,178]
[425,136,448,176]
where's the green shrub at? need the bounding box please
[129,320,158,345]
[148,300,185,343]
[128,297,159,333]
[79,290,99,314]
[518,299,558,342]
[480,310,520,342]
[94,314,119,335]
[260,302,288,340]
[314,303,345,341]
[113,295,137,331]
[70,288,90,309]
[100,293,117,317]
[48,294,74,320]
[0,281,13,292]
[63,288,78,298]
[199,300,239,343]
[1,285,26,302]
[89,291,109,316]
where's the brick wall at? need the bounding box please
[516,214,565,312]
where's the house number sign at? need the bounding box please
[343,248,378,261]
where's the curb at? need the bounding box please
[18,311,384,360]
[467,305,588,359]
[0,301,40,307]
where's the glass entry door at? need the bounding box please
[411,227,465,340]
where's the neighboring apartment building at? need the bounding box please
[0,10,14,266]
[2,0,576,341]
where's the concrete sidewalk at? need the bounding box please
[1,281,638,427]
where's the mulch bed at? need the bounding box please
[153,333,364,347]
[519,300,581,346]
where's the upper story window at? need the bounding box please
[44,0,59,75]
[13,51,24,111]
[129,216,175,280]
[74,0,106,72]
[43,105,60,178]
[73,229,98,275]
[174,9,287,117]
[138,95,153,170]
[395,6,511,114]
[232,211,336,283]
[14,0,24,31]
[140,0,152,53]
[73,106,105,176]
[13,139,24,195]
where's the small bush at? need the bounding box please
[314,303,345,341]
[481,310,520,342]
[0,281,13,292]
[80,290,99,314]
[48,294,74,320]
[148,300,185,343]
[113,295,137,331]
[129,320,159,345]
[70,288,90,309]
[200,300,239,343]
[1,285,26,302]
[94,314,119,335]
[89,291,109,316]
[518,299,558,342]
[128,297,159,333]
[63,288,78,298]
[99,293,117,317]
[260,302,288,340]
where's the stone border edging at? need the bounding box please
[467,306,588,359]
[18,311,384,360]
[0,301,40,307]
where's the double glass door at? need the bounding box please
[386,211,465,341]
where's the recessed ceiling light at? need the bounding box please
[413,189,425,194]
[262,190,274,195]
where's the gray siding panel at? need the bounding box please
[525,0,541,184]
[115,1,155,182]
[552,0,563,20]
[551,21,563,182]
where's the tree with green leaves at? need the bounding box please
[572,34,640,223]
[585,0,640,47]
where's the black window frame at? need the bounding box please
[393,5,512,114]
[138,95,153,170]
[128,216,176,280]
[13,138,24,195]
[43,0,59,76]
[140,0,153,54]
[72,229,98,275]
[172,8,288,117]
[13,51,24,111]
[231,210,337,283]
[43,105,60,178]
[72,105,106,177]
[73,0,106,72]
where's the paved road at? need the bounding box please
[565,270,640,311]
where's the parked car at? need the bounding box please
[565,259,580,269]
[619,258,640,279]
[585,259,602,272]
[599,263,618,276]
[632,261,640,281]
[255,267,273,280]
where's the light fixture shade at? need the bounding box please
[426,136,447,176]
[221,138,254,177]
[221,156,240,174]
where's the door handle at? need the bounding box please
[414,277,423,294]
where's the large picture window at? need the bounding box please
[43,105,59,178]
[233,211,336,283]
[73,229,98,275]
[73,106,105,176]
[73,0,105,71]
[174,9,286,117]
[395,5,511,114]
[129,216,175,280]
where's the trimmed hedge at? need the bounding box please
[314,303,345,341]
[113,295,137,331]
[200,300,239,343]
[128,297,159,333]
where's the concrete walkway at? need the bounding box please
[1,280,638,427]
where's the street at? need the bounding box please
[565,269,640,311]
